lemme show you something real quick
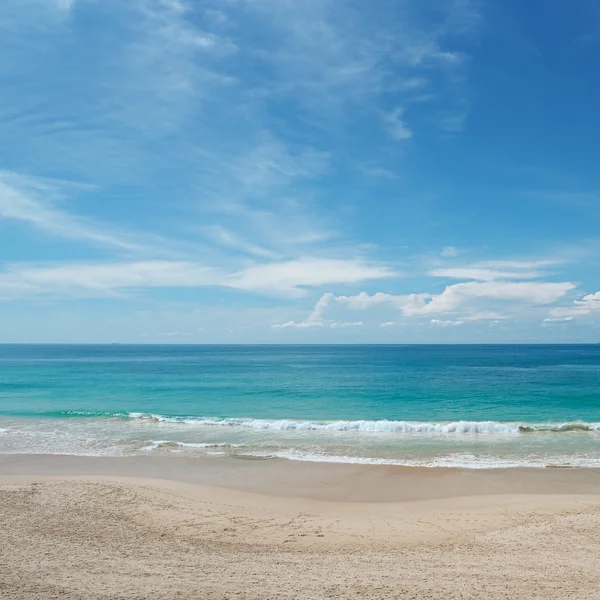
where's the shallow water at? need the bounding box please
[1,344,600,467]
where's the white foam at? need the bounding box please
[126,413,600,434]
[249,449,600,469]
[4,415,600,469]
[145,440,242,451]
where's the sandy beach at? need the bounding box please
[2,454,600,599]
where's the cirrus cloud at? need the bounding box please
[0,257,398,300]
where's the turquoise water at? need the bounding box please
[1,344,600,467]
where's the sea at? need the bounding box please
[1,344,600,468]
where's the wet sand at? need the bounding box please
[2,454,600,599]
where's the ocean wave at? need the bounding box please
[145,440,242,450]
[24,410,132,419]
[126,413,600,434]
[10,411,600,434]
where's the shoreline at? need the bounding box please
[5,413,600,471]
[3,453,600,502]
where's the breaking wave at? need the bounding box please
[126,413,600,434]
[145,440,242,450]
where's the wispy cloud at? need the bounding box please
[119,0,238,132]
[383,107,413,141]
[272,319,363,330]
[0,261,220,300]
[356,165,400,180]
[1,0,480,269]
[440,246,460,257]
[461,311,507,322]
[205,0,478,138]
[202,225,279,259]
[0,171,208,258]
[0,172,142,253]
[0,258,397,301]
[430,319,464,327]
[227,136,331,191]
[429,267,542,281]
[228,258,397,298]
[3,0,77,24]
[54,0,75,11]
[0,0,499,343]
[192,134,337,258]
[476,259,565,269]
[543,316,574,323]
[429,257,566,282]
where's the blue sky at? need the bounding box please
[1,0,600,343]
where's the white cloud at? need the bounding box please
[6,0,77,16]
[461,311,507,321]
[383,107,413,141]
[0,257,397,301]
[330,321,363,328]
[228,258,397,297]
[6,260,563,325]
[0,261,220,299]
[290,280,576,328]
[195,136,338,257]
[336,291,409,310]
[335,290,433,316]
[546,291,600,320]
[128,0,237,121]
[202,225,279,259]
[272,292,364,328]
[408,281,575,315]
[0,172,150,254]
[272,320,320,330]
[2,147,337,277]
[577,292,600,313]
[272,319,362,330]
[429,257,567,282]
[235,0,478,139]
[357,165,399,179]
[430,319,464,327]
[307,292,335,322]
[429,267,541,281]
[53,0,75,11]
[477,259,564,269]
[0,0,480,287]
[440,246,459,257]
[436,108,470,134]
[272,293,335,328]
[0,0,494,343]
[543,317,574,323]
[229,137,331,191]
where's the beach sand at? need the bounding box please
[2,455,600,599]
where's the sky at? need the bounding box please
[1,0,600,343]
